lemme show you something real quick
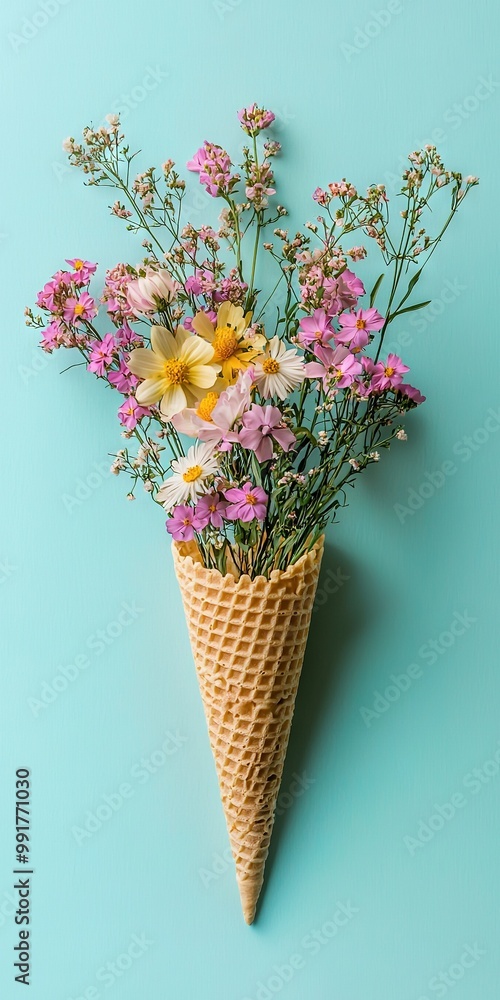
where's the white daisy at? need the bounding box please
[252,336,306,400]
[156,441,219,510]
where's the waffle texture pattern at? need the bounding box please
[172,536,324,924]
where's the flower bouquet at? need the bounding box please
[27,104,477,923]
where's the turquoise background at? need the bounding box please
[1,0,499,996]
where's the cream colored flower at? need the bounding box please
[156,442,219,509]
[126,325,219,419]
[192,300,265,383]
[253,335,306,400]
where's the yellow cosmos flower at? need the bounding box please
[192,300,265,383]
[126,325,219,419]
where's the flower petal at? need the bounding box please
[192,312,215,342]
[151,325,176,360]
[189,364,219,388]
[126,348,164,378]
[160,383,188,418]
[181,336,216,367]
[135,377,165,405]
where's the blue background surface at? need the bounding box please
[1,0,499,997]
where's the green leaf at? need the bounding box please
[406,267,423,295]
[295,426,318,446]
[369,273,384,307]
[392,300,431,318]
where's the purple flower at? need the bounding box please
[87,333,116,376]
[117,395,149,430]
[187,141,238,198]
[304,343,362,389]
[297,309,336,347]
[194,492,228,529]
[237,104,275,136]
[239,404,296,463]
[108,359,139,395]
[166,505,198,541]
[397,383,426,405]
[224,482,268,523]
[370,354,410,392]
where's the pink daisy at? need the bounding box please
[87,334,116,376]
[297,309,336,347]
[63,291,97,325]
[194,493,228,529]
[166,505,198,542]
[371,354,410,392]
[117,395,150,430]
[224,482,268,523]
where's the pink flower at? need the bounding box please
[338,307,385,342]
[40,319,63,352]
[224,482,268,523]
[194,492,228,529]
[239,404,296,463]
[237,104,275,136]
[63,291,97,325]
[187,141,238,198]
[326,271,365,315]
[397,383,426,404]
[87,333,116,376]
[371,354,410,391]
[126,268,179,316]
[166,505,198,541]
[65,258,97,284]
[297,309,336,347]
[117,395,150,429]
[36,271,73,313]
[312,187,329,205]
[304,344,362,388]
[108,358,139,394]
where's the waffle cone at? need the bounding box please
[172,536,324,924]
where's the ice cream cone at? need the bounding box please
[172,536,324,924]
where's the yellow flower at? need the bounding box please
[126,325,219,419]
[192,300,265,383]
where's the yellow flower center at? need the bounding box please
[74,259,84,270]
[385,366,395,377]
[246,492,257,505]
[314,330,323,339]
[182,464,203,483]
[163,358,188,384]
[261,357,280,374]
[356,318,366,329]
[196,392,219,422]
[212,325,238,361]
[73,303,85,316]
